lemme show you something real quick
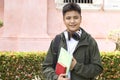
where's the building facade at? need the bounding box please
[0,0,119,51]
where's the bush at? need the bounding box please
[97,51,120,80]
[0,52,46,80]
[108,29,120,51]
[0,20,3,27]
[0,51,120,80]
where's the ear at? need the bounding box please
[63,15,65,20]
[79,15,82,24]
[63,16,66,23]
[80,16,82,22]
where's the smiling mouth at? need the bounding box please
[69,25,76,27]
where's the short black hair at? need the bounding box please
[62,3,81,16]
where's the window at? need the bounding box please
[104,0,120,10]
[64,0,93,4]
[55,0,102,10]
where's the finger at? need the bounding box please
[59,74,67,77]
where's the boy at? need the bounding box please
[42,3,103,80]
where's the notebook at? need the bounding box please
[55,47,73,75]
[55,62,66,75]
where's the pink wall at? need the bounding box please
[47,0,117,51]
[3,0,48,37]
[0,0,51,51]
[0,0,4,19]
[0,0,118,51]
[48,0,120,38]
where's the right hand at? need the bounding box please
[70,57,77,70]
[57,74,70,80]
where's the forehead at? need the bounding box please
[64,10,80,17]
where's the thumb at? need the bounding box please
[59,74,67,78]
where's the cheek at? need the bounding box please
[76,20,81,24]
[64,20,69,25]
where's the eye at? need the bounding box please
[74,16,79,19]
[66,16,71,20]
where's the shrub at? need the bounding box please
[108,29,120,51]
[97,51,120,80]
[0,51,120,80]
[0,19,3,27]
[0,52,46,80]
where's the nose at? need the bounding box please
[70,18,75,23]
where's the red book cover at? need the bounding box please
[55,62,67,75]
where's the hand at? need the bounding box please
[70,57,77,70]
[57,74,70,80]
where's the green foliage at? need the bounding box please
[0,51,46,80]
[108,29,120,51]
[0,51,120,80]
[97,51,120,80]
[0,19,3,27]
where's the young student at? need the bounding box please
[42,3,103,80]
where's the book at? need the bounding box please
[55,47,73,75]
[55,62,66,75]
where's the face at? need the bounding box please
[63,10,82,33]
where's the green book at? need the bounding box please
[57,47,73,75]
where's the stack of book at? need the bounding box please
[55,47,73,75]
